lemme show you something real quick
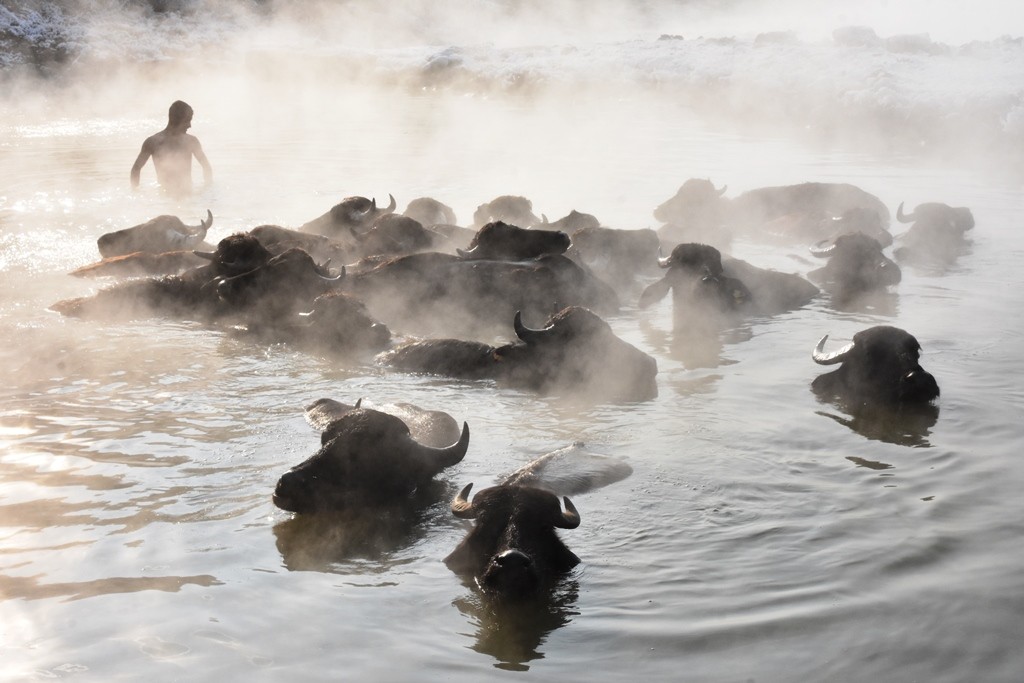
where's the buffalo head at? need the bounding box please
[273,408,470,514]
[194,232,274,279]
[808,232,901,298]
[811,326,940,406]
[445,483,581,599]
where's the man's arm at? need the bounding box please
[193,139,213,185]
[130,139,153,189]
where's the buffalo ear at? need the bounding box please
[638,278,671,308]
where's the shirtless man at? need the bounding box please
[130,100,213,196]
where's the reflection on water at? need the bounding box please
[452,576,579,672]
[0,572,222,602]
[272,486,448,573]
[815,402,940,448]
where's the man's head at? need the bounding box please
[168,100,194,130]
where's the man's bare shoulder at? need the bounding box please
[141,130,169,150]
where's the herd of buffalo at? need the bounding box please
[51,178,970,601]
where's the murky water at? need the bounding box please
[2,76,1023,681]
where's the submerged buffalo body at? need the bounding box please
[70,250,209,279]
[239,291,391,356]
[343,251,618,339]
[640,243,816,330]
[273,407,470,514]
[569,226,661,292]
[445,483,581,599]
[378,307,657,401]
[300,194,397,238]
[811,326,940,406]
[654,179,890,246]
[214,247,343,319]
[353,214,449,259]
[542,210,601,233]
[458,221,570,261]
[403,197,457,227]
[249,224,353,265]
[97,210,213,258]
[729,182,890,235]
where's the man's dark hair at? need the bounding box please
[168,100,193,126]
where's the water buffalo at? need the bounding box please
[249,224,354,265]
[354,214,449,258]
[654,179,732,248]
[757,206,893,247]
[237,291,391,356]
[342,251,618,339]
[730,182,890,235]
[542,210,600,233]
[808,232,901,302]
[445,483,581,599]
[403,196,457,227]
[653,179,890,246]
[569,226,661,293]
[457,221,570,261]
[52,233,275,321]
[300,194,397,238]
[893,201,975,265]
[378,306,657,401]
[500,442,633,495]
[811,326,940,406]
[214,247,343,320]
[472,195,542,229]
[640,243,818,326]
[304,397,463,447]
[97,210,213,258]
[639,243,751,332]
[272,406,470,514]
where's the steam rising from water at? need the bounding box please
[3,0,1023,185]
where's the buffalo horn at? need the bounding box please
[812,334,855,365]
[513,311,553,344]
[451,483,477,519]
[896,202,915,224]
[197,209,213,232]
[553,496,581,529]
[318,264,345,282]
[809,239,837,258]
[657,254,673,268]
[455,246,477,259]
[717,184,728,196]
[193,250,215,261]
[419,421,470,469]
[374,194,397,216]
